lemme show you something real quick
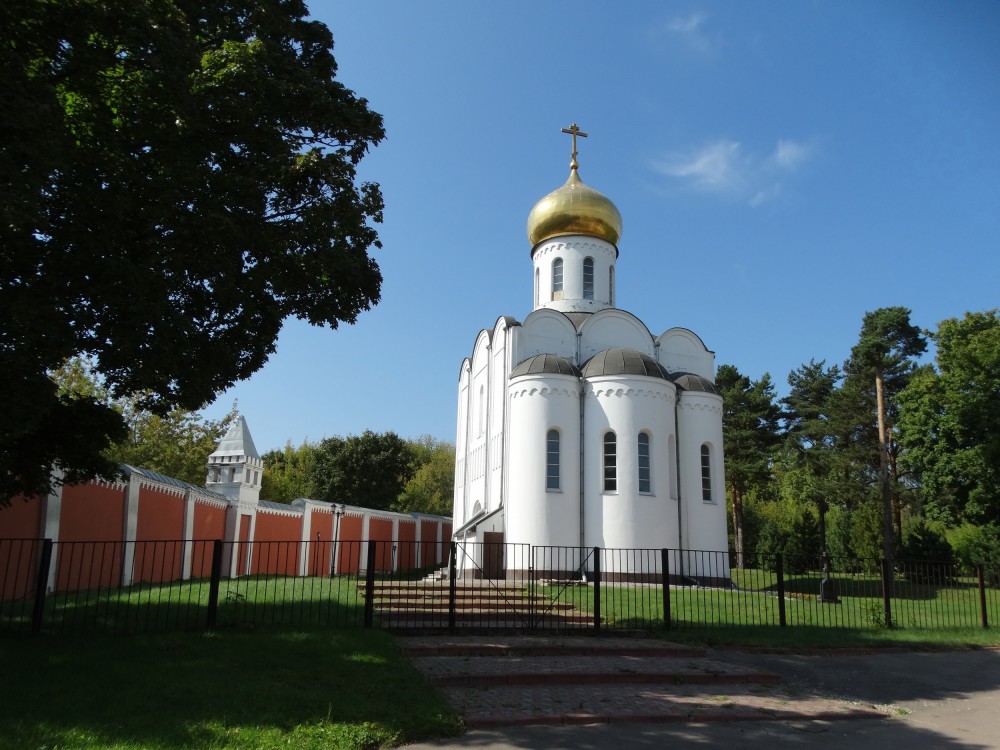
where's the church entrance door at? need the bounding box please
[483,532,505,580]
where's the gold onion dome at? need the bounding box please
[527,165,623,248]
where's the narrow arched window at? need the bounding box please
[603,432,617,492]
[552,258,563,299]
[534,268,539,307]
[583,257,594,300]
[609,266,615,306]
[701,444,713,501]
[638,432,651,493]
[546,429,560,490]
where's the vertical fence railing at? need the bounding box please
[2,539,997,635]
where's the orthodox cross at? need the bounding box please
[561,123,588,167]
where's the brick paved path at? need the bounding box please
[398,635,889,729]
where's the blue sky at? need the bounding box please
[203,0,1000,455]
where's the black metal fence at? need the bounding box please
[2,537,997,635]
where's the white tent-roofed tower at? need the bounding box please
[206,415,263,506]
[453,125,728,581]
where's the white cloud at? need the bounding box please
[653,137,814,206]
[656,139,743,190]
[653,11,716,55]
[667,12,707,35]
[772,139,810,170]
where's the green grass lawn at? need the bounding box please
[0,627,462,750]
[536,566,1000,634]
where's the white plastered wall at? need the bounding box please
[657,328,715,380]
[506,373,581,550]
[532,237,617,313]
[582,375,678,574]
[676,390,729,578]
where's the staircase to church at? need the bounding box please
[359,579,592,629]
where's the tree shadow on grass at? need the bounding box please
[0,627,462,750]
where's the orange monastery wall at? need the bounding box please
[335,514,364,574]
[420,519,441,568]
[0,496,43,538]
[251,512,302,576]
[55,483,126,592]
[397,520,417,570]
[133,487,186,583]
[368,518,393,571]
[190,501,227,577]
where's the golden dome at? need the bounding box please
[527,166,623,248]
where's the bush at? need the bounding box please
[899,516,953,582]
[753,499,821,574]
[948,523,1000,585]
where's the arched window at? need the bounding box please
[583,257,594,300]
[701,444,713,501]
[638,432,651,493]
[609,266,615,306]
[546,429,560,490]
[534,268,539,307]
[603,432,617,492]
[552,258,563,299]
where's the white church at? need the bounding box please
[452,125,728,579]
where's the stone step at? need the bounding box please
[377,611,593,626]
[370,600,577,611]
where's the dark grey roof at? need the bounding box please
[581,348,670,380]
[511,353,581,378]
[259,500,302,513]
[121,465,230,502]
[671,372,721,394]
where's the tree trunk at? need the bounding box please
[875,366,894,566]
[731,484,745,568]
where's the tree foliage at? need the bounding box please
[846,307,927,560]
[898,310,1000,525]
[1,0,385,502]
[716,364,782,561]
[261,441,318,504]
[396,437,456,515]
[311,431,416,511]
[42,358,236,489]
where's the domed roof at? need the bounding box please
[581,348,670,380]
[671,372,720,394]
[527,167,622,248]
[511,353,581,378]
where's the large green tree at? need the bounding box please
[716,364,782,562]
[261,441,319,505]
[395,437,456,516]
[899,310,1000,526]
[311,431,416,511]
[1,0,385,503]
[846,307,927,562]
[781,359,843,551]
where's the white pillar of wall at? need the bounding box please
[299,506,313,576]
[414,520,422,569]
[121,474,141,586]
[391,519,399,572]
[223,504,239,578]
[181,491,196,580]
[41,476,63,592]
[361,513,371,571]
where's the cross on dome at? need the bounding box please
[561,123,588,168]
